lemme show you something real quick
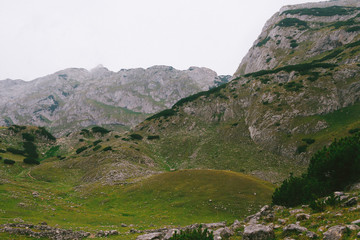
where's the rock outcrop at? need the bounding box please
[0,65,230,136]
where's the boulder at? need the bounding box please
[323,225,347,240]
[243,224,274,240]
[289,209,303,215]
[163,229,179,240]
[343,197,358,207]
[212,227,234,239]
[136,232,164,240]
[306,231,318,239]
[283,224,307,234]
[352,219,360,226]
[203,222,226,229]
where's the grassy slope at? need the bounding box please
[0,167,273,239]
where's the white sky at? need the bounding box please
[0,0,322,81]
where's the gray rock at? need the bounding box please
[334,191,344,197]
[136,232,164,240]
[163,229,179,240]
[352,219,360,226]
[243,224,274,240]
[202,222,226,229]
[289,209,303,215]
[230,219,242,229]
[121,223,128,227]
[343,197,358,207]
[283,224,307,234]
[306,231,318,239]
[212,227,234,239]
[323,225,347,240]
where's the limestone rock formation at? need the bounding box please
[0,65,230,136]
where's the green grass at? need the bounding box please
[0,168,273,238]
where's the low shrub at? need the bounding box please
[91,126,111,135]
[273,133,360,207]
[0,149,6,153]
[130,134,143,140]
[23,141,39,159]
[23,158,40,165]
[93,140,102,146]
[4,159,15,165]
[6,147,25,156]
[277,18,308,29]
[36,127,56,141]
[102,146,112,152]
[93,145,101,151]
[147,135,160,140]
[169,226,214,240]
[349,128,360,134]
[282,6,357,17]
[76,146,88,154]
[22,133,35,142]
[256,36,271,47]
[302,138,315,145]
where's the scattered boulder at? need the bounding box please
[278,219,287,225]
[212,227,234,239]
[334,192,344,197]
[306,231,318,239]
[163,229,179,240]
[289,209,303,215]
[243,224,274,240]
[346,224,360,231]
[230,219,242,229]
[202,222,226,229]
[343,197,358,207]
[121,223,128,227]
[32,191,39,198]
[136,232,164,240]
[323,225,347,240]
[352,219,360,226]
[283,224,307,234]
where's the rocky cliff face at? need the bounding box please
[135,0,360,170]
[0,65,230,136]
[235,0,360,76]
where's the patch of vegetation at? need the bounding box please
[23,141,39,159]
[346,25,360,32]
[146,109,177,121]
[93,145,101,151]
[307,72,321,82]
[349,128,360,134]
[290,39,298,48]
[22,133,35,142]
[260,78,271,84]
[173,84,227,108]
[282,6,358,16]
[6,147,25,156]
[102,146,112,152]
[43,146,60,159]
[244,62,337,78]
[276,18,308,29]
[147,135,160,140]
[296,144,308,154]
[93,140,102,146]
[76,146,88,154]
[273,133,360,207]
[256,36,271,47]
[91,126,110,135]
[23,158,40,165]
[331,19,356,29]
[130,134,143,140]
[36,127,56,141]
[170,225,214,240]
[302,138,315,145]
[3,159,15,165]
[284,82,304,92]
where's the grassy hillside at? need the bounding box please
[0,168,273,239]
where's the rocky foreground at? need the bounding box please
[2,190,360,239]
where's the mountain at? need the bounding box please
[133,0,360,180]
[0,65,230,136]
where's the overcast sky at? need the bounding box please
[0,0,323,81]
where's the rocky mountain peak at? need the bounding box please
[235,0,360,76]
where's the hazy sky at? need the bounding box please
[0,0,322,81]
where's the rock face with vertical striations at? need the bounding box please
[0,65,230,136]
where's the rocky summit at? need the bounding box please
[0,65,230,136]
